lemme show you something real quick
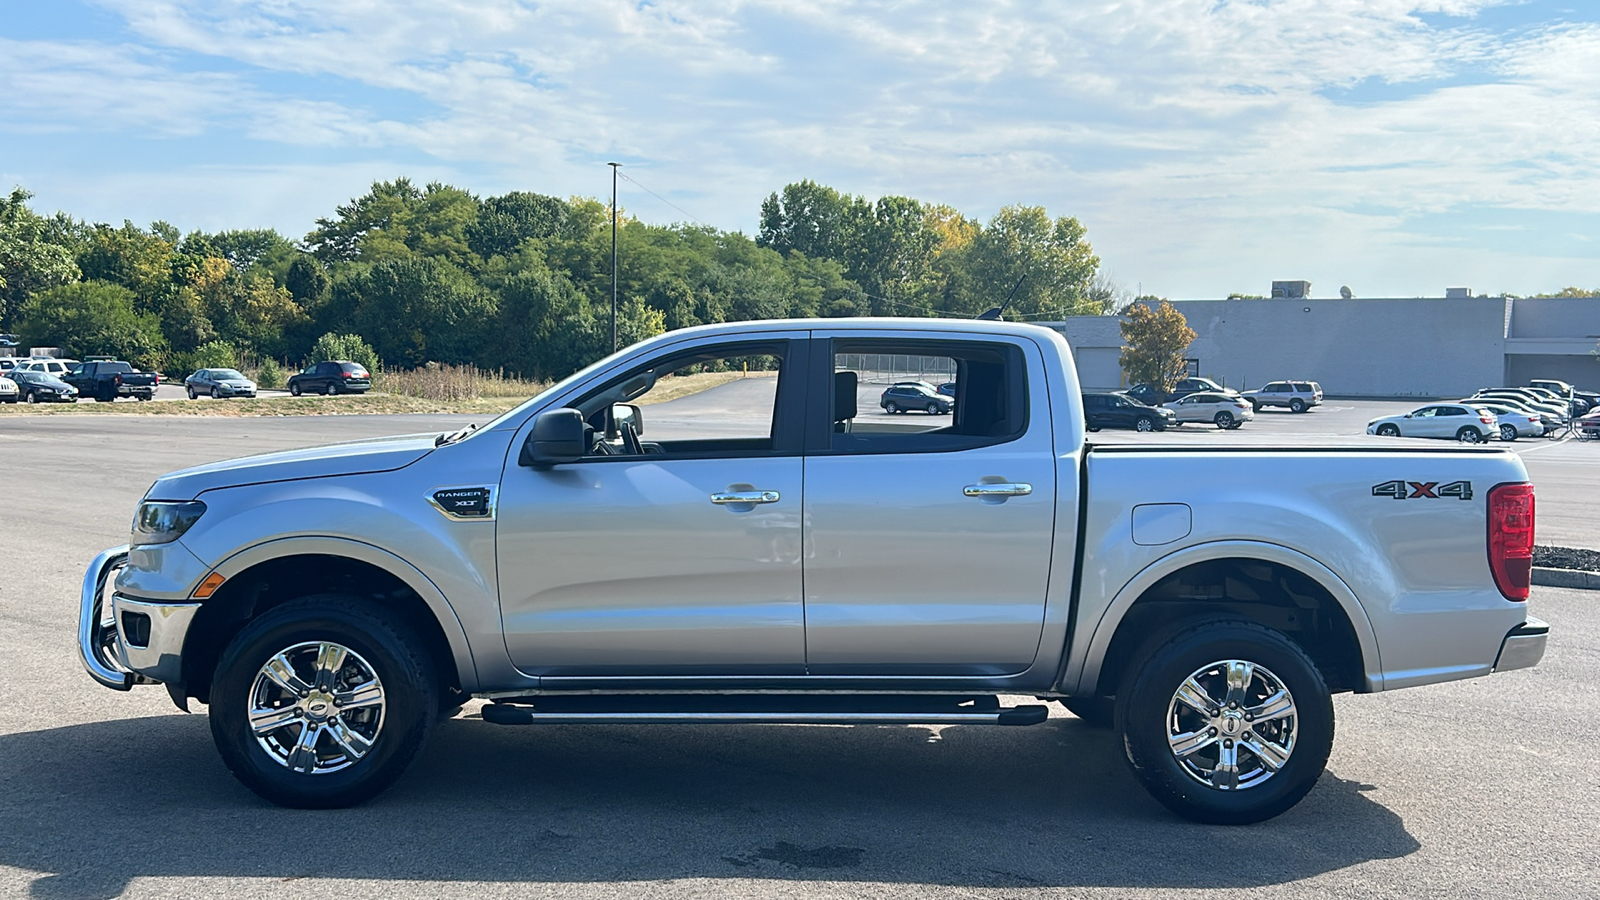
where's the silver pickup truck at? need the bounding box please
[78,318,1547,824]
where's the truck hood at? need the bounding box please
[148,433,438,500]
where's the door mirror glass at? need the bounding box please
[612,403,643,436]
[521,408,587,467]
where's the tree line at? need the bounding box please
[0,179,1118,379]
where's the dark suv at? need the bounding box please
[1125,377,1233,406]
[1081,391,1175,432]
[288,361,372,396]
[879,383,951,414]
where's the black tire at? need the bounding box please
[211,386,221,399]
[1060,696,1115,728]
[886,402,899,414]
[1456,426,1483,443]
[926,402,938,414]
[1135,416,1155,432]
[1289,398,1306,413]
[187,387,197,400]
[1249,400,1261,413]
[1376,424,1400,437]
[1115,619,1333,825]
[24,390,37,404]
[290,382,302,397]
[1499,424,1518,443]
[1214,411,1234,429]
[1087,422,1101,433]
[329,380,343,395]
[208,596,438,809]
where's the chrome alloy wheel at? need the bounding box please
[248,641,386,774]
[1166,659,1297,791]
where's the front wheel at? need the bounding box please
[211,386,221,399]
[1376,424,1400,437]
[1116,619,1333,825]
[926,402,938,414]
[1499,424,1518,442]
[24,391,37,404]
[1457,427,1482,443]
[290,382,302,397]
[187,387,197,400]
[208,596,438,809]
[1214,411,1234,429]
[1135,416,1155,432]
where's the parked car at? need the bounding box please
[63,361,157,402]
[8,370,78,403]
[12,358,79,379]
[1528,379,1599,411]
[185,368,258,399]
[1519,385,1588,416]
[288,361,372,396]
[77,317,1547,825]
[0,375,17,403]
[1125,377,1236,407]
[0,358,18,374]
[1163,392,1254,429]
[1366,404,1498,443]
[1577,409,1600,441]
[0,334,18,348]
[1469,390,1568,424]
[879,383,950,414]
[1241,381,1323,413]
[1467,402,1547,441]
[937,381,957,397]
[1468,395,1565,429]
[1082,391,1176,432]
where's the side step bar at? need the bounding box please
[481,694,1050,727]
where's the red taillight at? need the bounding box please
[1487,482,1535,601]
[1480,415,1493,424]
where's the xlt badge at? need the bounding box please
[429,487,496,520]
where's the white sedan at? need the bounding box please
[1367,404,1499,443]
[1163,391,1255,429]
[1467,401,1547,441]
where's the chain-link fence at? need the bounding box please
[834,353,956,386]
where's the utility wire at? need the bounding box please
[616,171,709,228]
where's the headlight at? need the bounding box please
[132,500,206,546]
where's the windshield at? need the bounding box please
[214,369,246,380]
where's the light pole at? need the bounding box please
[608,162,621,352]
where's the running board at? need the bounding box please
[480,694,1049,727]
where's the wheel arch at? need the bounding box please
[1072,541,1383,698]
[179,537,478,704]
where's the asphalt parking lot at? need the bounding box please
[2,392,1595,898]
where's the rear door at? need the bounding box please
[800,330,1056,675]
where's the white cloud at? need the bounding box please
[1,0,1594,295]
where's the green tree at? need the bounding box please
[332,257,495,367]
[956,204,1101,319]
[306,179,482,269]
[1119,300,1197,392]
[0,188,80,328]
[307,332,381,373]
[18,281,166,367]
[285,254,329,303]
[468,191,570,259]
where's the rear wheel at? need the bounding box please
[886,401,899,414]
[1499,424,1518,442]
[1214,411,1235,429]
[1289,398,1307,413]
[208,596,438,809]
[1456,427,1482,443]
[1116,619,1333,824]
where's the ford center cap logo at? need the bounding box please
[430,487,494,520]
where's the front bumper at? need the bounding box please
[1494,617,1548,673]
[78,546,200,690]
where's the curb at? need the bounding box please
[1533,567,1600,591]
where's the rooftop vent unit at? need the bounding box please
[1271,280,1311,299]
[1446,287,1473,299]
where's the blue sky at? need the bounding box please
[2,0,1596,299]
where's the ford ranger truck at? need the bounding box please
[77,318,1548,824]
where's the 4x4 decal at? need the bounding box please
[1372,480,1473,501]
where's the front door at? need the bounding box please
[801,332,1057,675]
[496,337,808,677]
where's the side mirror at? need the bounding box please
[612,402,643,436]
[520,408,587,468]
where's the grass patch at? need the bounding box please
[0,394,529,417]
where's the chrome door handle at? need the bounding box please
[964,483,1032,498]
[711,490,781,505]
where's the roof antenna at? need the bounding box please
[976,275,1026,321]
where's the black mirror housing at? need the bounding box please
[521,408,587,467]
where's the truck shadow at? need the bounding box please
[6,712,1418,898]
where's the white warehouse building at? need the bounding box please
[1043,290,1600,398]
